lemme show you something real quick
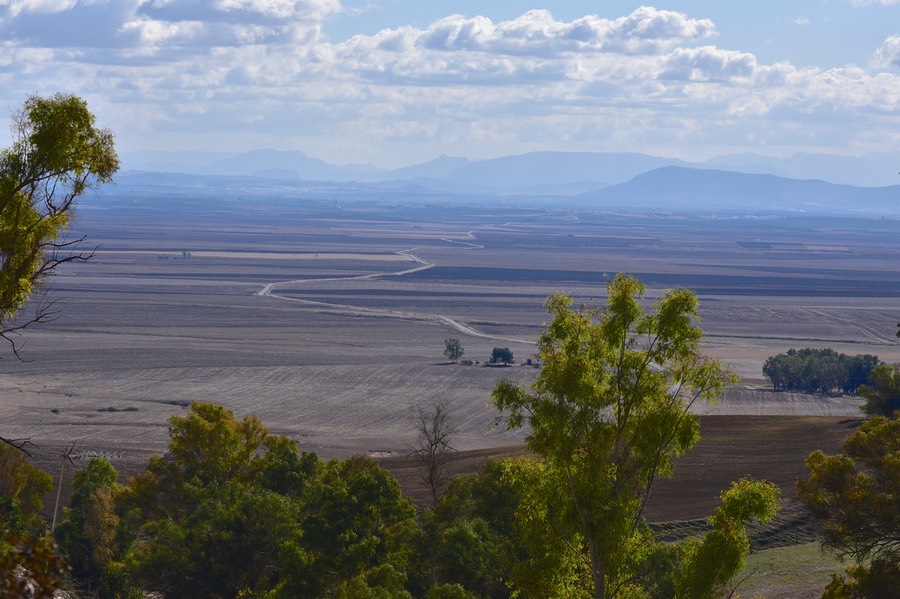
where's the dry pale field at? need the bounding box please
[2,193,897,478]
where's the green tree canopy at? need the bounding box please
[55,458,122,583]
[489,347,513,365]
[62,402,417,598]
[762,348,880,394]
[0,93,118,352]
[798,414,900,597]
[493,274,740,598]
[116,402,321,598]
[857,363,900,417]
[0,443,65,597]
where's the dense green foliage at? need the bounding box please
[857,363,900,417]
[489,347,514,365]
[762,348,880,394]
[676,478,780,598]
[491,274,772,598]
[798,414,900,598]
[0,93,118,346]
[54,402,417,598]
[47,387,781,599]
[0,443,66,597]
[55,458,122,587]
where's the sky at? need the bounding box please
[0,0,898,168]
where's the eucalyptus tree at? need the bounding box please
[493,274,744,598]
[0,93,118,355]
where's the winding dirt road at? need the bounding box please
[255,246,535,346]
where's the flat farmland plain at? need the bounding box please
[2,192,898,474]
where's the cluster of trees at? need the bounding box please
[762,348,880,395]
[53,402,423,598]
[443,339,514,366]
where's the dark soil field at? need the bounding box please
[381,415,860,521]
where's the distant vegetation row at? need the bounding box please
[762,348,880,395]
[763,347,900,417]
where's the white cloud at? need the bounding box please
[217,0,341,20]
[0,0,77,17]
[660,46,757,81]
[0,3,898,164]
[356,7,715,59]
[872,34,900,69]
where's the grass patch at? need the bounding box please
[735,542,845,598]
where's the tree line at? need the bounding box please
[762,348,880,395]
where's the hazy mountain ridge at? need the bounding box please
[115,149,900,217]
[575,166,900,215]
[121,148,899,188]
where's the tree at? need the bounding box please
[857,362,900,417]
[489,347,513,365]
[303,455,417,596]
[421,458,579,598]
[54,458,123,593]
[444,338,464,362]
[0,93,118,354]
[410,402,458,502]
[0,443,66,597]
[119,402,320,598]
[676,478,780,599]
[493,274,740,599]
[797,415,900,597]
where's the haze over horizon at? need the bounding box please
[1,1,898,169]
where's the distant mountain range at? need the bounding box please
[575,167,899,215]
[114,149,900,217]
[122,148,900,187]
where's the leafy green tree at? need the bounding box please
[119,402,321,598]
[304,455,417,596]
[0,93,118,354]
[676,478,780,599]
[0,444,66,597]
[857,363,900,417]
[425,583,482,599]
[489,347,514,365]
[129,478,310,598]
[0,443,52,536]
[332,564,413,599]
[444,338,464,362]
[55,458,122,588]
[798,414,900,597]
[493,274,738,599]
[422,458,584,598]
